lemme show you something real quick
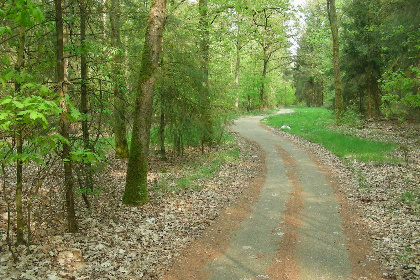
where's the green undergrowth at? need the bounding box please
[262,107,397,163]
[150,133,240,195]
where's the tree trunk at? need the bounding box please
[259,54,268,111]
[80,0,93,198]
[198,0,212,146]
[234,13,241,111]
[327,0,344,119]
[367,62,372,118]
[55,0,78,232]
[234,38,240,111]
[159,42,166,161]
[14,24,25,245]
[123,0,166,206]
[160,106,166,160]
[109,0,129,159]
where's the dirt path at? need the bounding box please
[162,113,385,280]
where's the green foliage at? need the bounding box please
[338,0,420,119]
[1,0,45,27]
[338,104,364,128]
[262,107,397,163]
[294,0,333,108]
[380,67,420,120]
[399,190,420,216]
[0,85,62,166]
[151,138,240,195]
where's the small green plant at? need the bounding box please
[399,191,415,203]
[397,247,414,267]
[357,170,370,189]
[398,190,420,216]
[177,177,190,189]
[338,104,364,128]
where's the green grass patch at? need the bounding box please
[262,107,397,163]
[152,138,241,194]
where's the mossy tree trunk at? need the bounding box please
[327,0,344,120]
[123,0,166,206]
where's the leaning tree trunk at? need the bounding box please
[55,0,78,232]
[123,0,166,206]
[327,0,344,120]
[15,24,25,245]
[109,0,129,159]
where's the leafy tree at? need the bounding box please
[294,0,332,108]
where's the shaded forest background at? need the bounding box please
[0,0,419,258]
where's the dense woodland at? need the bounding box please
[296,0,420,121]
[0,0,419,275]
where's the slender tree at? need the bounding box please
[109,0,129,159]
[14,24,25,245]
[198,0,213,148]
[123,0,167,205]
[79,0,93,205]
[55,0,78,232]
[327,0,344,119]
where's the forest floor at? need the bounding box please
[0,110,419,280]
[0,132,264,279]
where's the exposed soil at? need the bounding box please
[161,140,266,280]
[162,112,389,280]
[307,152,386,280]
[266,145,303,280]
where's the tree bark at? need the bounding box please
[259,53,268,111]
[55,0,78,232]
[234,13,241,111]
[198,0,212,147]
[14,24,25,245]
[234,37,240,111]
[159,41,166,161]
[123,0,166,206]
[327,0,344,119]
[80,0,93,199]
[109,0,129,159]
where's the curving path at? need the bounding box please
[162,113,383,280]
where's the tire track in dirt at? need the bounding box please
[266,145,303,280]
[162,113,386,280]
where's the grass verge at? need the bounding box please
[150,133,241,194]
[262,107,397,163]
